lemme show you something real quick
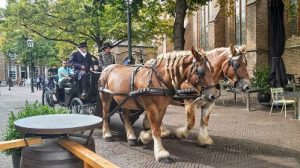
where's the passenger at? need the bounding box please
[98,42,116,71]
[58,60,74,89]
[69,42,94,99]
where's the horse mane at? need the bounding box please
[146,51,194,89]
[206,45,245,60]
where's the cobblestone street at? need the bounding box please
[1,86,300,168]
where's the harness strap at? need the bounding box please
[99,87,176,97]
[130,65,149,109]
[101,96,131,120]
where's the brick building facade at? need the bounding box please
[159,0,300,79]
[0,52,49,86]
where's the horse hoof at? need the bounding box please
[104,137,113,142]
[197,136,214,147]
[196,142,213,148]
[158,157,173,163]
[128,139,137,146]
[162,132,176,139]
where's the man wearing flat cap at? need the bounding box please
[69,42,93,99]
[98,42,116,71]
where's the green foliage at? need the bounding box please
[1,102,70,155]
[1,0,173,52]
[252,65,271,93]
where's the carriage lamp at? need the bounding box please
[127,0,133,64]
[26,38,35,93]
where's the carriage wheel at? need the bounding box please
[70,98,84,114]
[84,104,96,115]
[42,88,55,107]
[119,110,143,125]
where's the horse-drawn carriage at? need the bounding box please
[42,56,143,124]
[42,71,99,115]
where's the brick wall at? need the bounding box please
[255,0,269,65]
[214,11,225,48]
[184,15,193,50]
[283,37,300,79]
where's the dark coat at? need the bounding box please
[69,51,93,72]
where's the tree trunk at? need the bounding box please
[173,0,188,50]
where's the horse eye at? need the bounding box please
[197,67,205,77]
[232,61,240,69]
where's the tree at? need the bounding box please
[2,0,172,52]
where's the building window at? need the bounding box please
[34,66,39,77]
[21,66,27,79]
[42,66,47,76]
[199,3,210,50]
[235,0,246,45]
[8,66,17,80]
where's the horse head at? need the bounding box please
[222,44,251,91]
[184,47,219,101]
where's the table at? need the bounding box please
[15,114,101,135]
[14,114,102,143]
[227,88,264,111]
[246,88,264,111]
[279,92,300,120]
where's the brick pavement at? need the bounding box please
[1,87,300,168]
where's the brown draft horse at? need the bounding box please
[98,47,219,162]
[143,44,251,146]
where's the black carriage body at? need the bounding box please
[42,58,143,125]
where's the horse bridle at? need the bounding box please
[224,48,247,87]
[187,56,216,97]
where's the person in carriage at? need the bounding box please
[98,42,116,71]
[68,42,94,99]
[58,60,74,88]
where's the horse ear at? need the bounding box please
[229,44,237,56]
[191,46,202,62]
[191,46,196,56]
[240,44,247,53]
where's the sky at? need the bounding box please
[0,0,7,8]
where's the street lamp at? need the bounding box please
[8,51,12,91]
[26,38,34,93]
[126,0,133,64]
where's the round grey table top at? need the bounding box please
[14,114,102,135]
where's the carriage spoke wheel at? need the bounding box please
[84,104,96,115]
[42,89,55,107]
[70,98,84,114]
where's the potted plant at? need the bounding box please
[252,65,271,104]
[1,102,70,168]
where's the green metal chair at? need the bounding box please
[269,87,296,118]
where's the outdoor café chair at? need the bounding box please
[269,87,296,118]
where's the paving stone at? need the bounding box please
[0,87,299,167]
